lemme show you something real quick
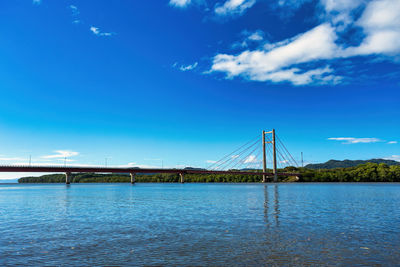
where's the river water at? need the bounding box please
[1,183,399,266]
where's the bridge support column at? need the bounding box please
[179,173,184,184]
[272,129,278,183]
[130,173,136,184]
[262,130,267,183]
[65,172,71,184]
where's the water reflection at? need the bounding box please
[274,184,280,226]
[263,185,268,226]
[60,184,72,214]
[264,184,280,227]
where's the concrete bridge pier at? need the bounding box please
[65,172,71,184]
[130,173,136,184]
[179,173,184,184]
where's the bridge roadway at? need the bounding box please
[0,165,299,184]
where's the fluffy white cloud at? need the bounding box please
[174,62,198,71]
[206,160,217,164]
[328,137,382,144]
[343,0,400,56]
[90,26,114,37]
[211,24,342,85]
[232,30,265,48]
[210,0,400,85]
[387,141,398,144]
[215,0,256,16]
[252,66,340,85]
[384,155,400,162]
[320,0,365,25]
[169,0,191,8]
[41,150,79,159]
[244,154,257,163]
[320,0,364,12]
[247,31,263,41]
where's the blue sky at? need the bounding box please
[0,0,399,179]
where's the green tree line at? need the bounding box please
[18,163,400,183]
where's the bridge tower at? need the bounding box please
[262,130,267,183]
[262,129,278,183]
[272,129,278,182]
[130,173,135,184]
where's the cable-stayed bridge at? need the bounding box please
[0,129,300,184]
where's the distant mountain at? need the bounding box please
[305,159,400,169]
[183,167,206,171]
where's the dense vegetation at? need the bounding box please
[305,159,400,169]
[18,172,273,183]
[300,163,400,182]
[18,163,400,183]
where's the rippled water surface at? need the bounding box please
[1,183,400,266]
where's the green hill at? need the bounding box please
[305,159,400,169]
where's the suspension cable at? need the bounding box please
[218,138,259,170]
[207,135,259,170]
[214,138,259,170]
[276,135,298,167]
[228,143,260,170]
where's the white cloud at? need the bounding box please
[215,0,256,16]
[384,155,400,162]
[0,157,26,161]
[248,30,263,41]
[244,154,257,163]
[232,30,264,48]
[343,0,400,56]
[275,0,313,11]
[57,158,76,162]
[32,0,41,5]
[69,5,79,16]
[206,0,400,85]
[119,162,160,168]
[169,0,191,8]
[177,62,198,71]
[320,0,365,28]
[209,0,400,85]
[211,24,342,85]
[41,150,79,159]
[320,0,364,12]
[206,160,217,164]
[90,26,114,37]
[387,141,398,144]
[328,137,382,144]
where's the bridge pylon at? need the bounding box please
[262,129,278,183]
[262,130,267,183]
[272,129,278,182]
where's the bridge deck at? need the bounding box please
[0,166,298,177]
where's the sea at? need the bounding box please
[1,183,399,265]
